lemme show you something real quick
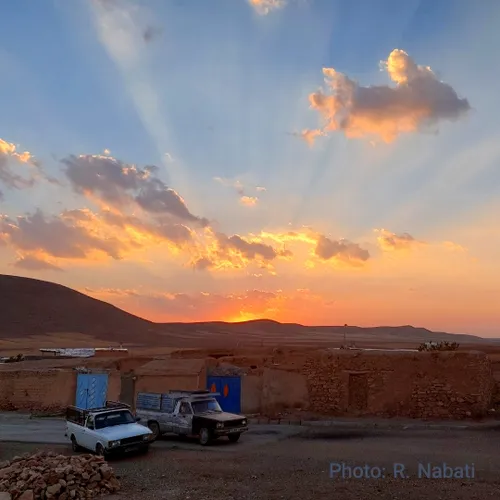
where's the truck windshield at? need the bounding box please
[94,410,135,429]
[191,399,222,414]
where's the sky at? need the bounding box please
[1,0,499,336]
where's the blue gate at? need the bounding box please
[207,376,241,414]
[76,373,109,409]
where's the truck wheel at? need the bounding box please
[228,433,241,443]
[148,421,160,441]
[96,443,107,458]
[199,428,211,446]
[71,435,80,452]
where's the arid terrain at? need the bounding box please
[1,274,499,357]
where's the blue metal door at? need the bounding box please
[207,376,241,414]
[76,374,109,409]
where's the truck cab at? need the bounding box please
[135,391,249,445]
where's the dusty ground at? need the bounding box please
[2,427,500,499]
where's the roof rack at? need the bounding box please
[167,389,211,395]
[67,401,131,413]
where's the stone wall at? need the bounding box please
[302,350,493,419]
[214,350,494,419]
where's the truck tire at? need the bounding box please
[71,435,81,452]
[148,421,160,441]
[199,428,211,446]
[96,443,107,458]
[228,433,241,443]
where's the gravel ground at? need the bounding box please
[2,428,500,499]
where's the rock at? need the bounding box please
[99,466,112,480]
[18,491,34,500]
[0,467,15,481]
[0,452,120,500]
[46,483,62,496]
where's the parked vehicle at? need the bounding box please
[65,401,153,457]
[135,390,249,445]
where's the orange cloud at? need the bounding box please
[300,129,324,146]
[375,229,421,251]
[12,254,63,272]
[248,0,285,15]
[191,229,291,272]
[0,210,125,263]
[254,230,370,268]
[240,195,258,207]
[302,49,470,145]
[0,138,34,164]
[214,176,264,207]
[0,138,38,192]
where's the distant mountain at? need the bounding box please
[0,274,495,348]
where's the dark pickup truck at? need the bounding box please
[135,390,249,445]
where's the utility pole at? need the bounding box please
[343,324,348,346]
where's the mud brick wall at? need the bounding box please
[0,369,122,412]
[302,350,494,419]
[0,369,77,412]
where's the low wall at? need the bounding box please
[0,369,77,412]
[216,350,494,419]
[0,369,122,412]
[134,374,202,395]
[302,350,493,419]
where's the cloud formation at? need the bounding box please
[0,138,38,190]
[62,154,208,226]
[249,0,286,15]
[240,196,259,207]
[376,229,419,251]
[193,231,291,271]
[214,176,264,207]
[0,210,124,260]
[303,49,471,144]
[258,230,370,268]
[12,255,63,272]
[314,235,370,265]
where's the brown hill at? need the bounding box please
[0,274,160,345]
[0,274,496,349]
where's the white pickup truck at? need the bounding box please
[65,402,153,457]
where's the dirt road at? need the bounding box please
[2,426,500,499]
[0,412,302,451]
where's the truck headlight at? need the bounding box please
[216,422,224,429]
[241,420,247,426]
[143,434,151,441]
[108,440,120,448]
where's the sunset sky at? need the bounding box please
[1,0,499,335]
